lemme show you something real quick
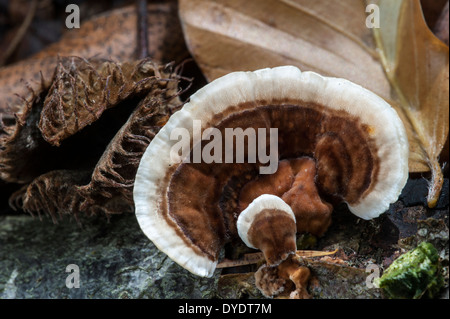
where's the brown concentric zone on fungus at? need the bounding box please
[38,57,171,146]
[162,99,380,262]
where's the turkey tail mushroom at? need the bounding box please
[133,65,409,278]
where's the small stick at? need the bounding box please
[136,0,149,59]
[216,249,338,269]
[0,0,38,66]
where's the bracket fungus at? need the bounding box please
[133,66,409,291]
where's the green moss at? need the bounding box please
[376,242,444,299]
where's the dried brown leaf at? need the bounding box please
[373,0,449,207]
[5,59,182,218]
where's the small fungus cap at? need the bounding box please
[133,65,409,277]
[237,194,296,249]
[237,194,297,266]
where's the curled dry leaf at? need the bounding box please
[4,58,181,220]
[40,57,169,147]
[179,0,449,206]
[373,0,449,207]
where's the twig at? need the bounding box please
[136,0,149,59]
[0,0,38,66]
[216,249,338,269]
